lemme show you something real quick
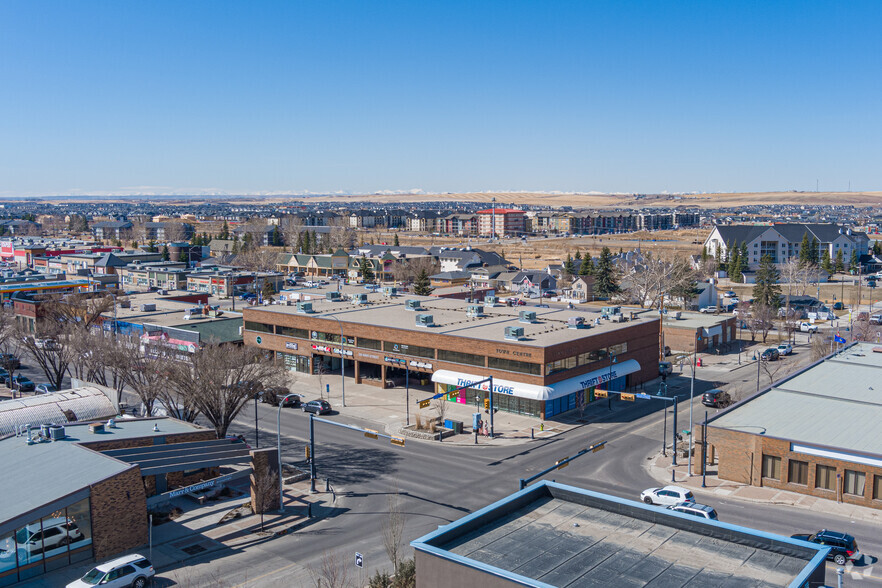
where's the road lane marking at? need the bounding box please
[230,561,301,587]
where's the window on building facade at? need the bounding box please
[487,357,541,375]
[277,326,308,339]
[437,349,485,367]
[815,465,836,491]
[243,321,273,333]
[788,460,808,485]
[761,455,781,480]
[843,470,866,496]
[874,475,882,500]
[357,337,381,350]
[383,341,435,358]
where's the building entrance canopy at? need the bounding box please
[431,359,640,402]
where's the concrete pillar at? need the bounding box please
[249,447,281,512]
[354,360,362,384]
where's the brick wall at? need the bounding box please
[250,447,280,512]
[90,466,149,560]
[79,428,216,452]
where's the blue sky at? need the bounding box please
[1,1,880,196]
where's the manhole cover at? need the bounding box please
[181,544,207,555]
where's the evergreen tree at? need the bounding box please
[232,238,240,255]
[219,221,230,240]
[578,253,594,276]
[297,233,304,254]
[359,256,375,283]
[242,232,253,251]
[147,240,156,252]
[271,226,282,246]
[714,243,722,266]
[810,238,820,265]
[302,231,311,255]
[834,249,845,273]
[874,241,882,256]
[574,250,582,261]
[203,232,209,245]
[700,245,709,264]
[727,246,741,282]
[310,230,318,253]
[593,247,620,299]
[114,239,122,247]
[821,249,833,273]
[179,249,188,263]
[563,254,575,276]
[752,254,782,308]
[393,233,400,246]
[413,269,432,295]
[131,241,138,249]
[849,250,859,273]
[191,232,199,245]
[262,279,276,300]
[161,245,170,261]
[724,240,732,264]
[737,242,749,278]
[798,233,812,267]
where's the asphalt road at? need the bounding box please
[158,354,881,587]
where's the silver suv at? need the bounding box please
[667,502,718,520]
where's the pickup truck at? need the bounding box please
[799,322,819,333]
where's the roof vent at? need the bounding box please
[484,295,498,306]
[567,316,585,329]
[519,310,537,323]
[325,291,341,301]
[297,301,314,314]
[140,303,156,312]
[351,293,368,305]
[504,326,525,340]
[383,286,398,297]
[467,305,484,317]
[89,422,105,434]
[405,299,422,311]
[415,314,434,327]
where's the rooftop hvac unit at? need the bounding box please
[140,303,156,312]
[325,291,341,301]
[504,326,525,340]
[351,293,368,305]
[383,286,398,297]
[601,306,620,317]
[673,311,682,320]
[88,422,105,434]
[297,302,314,314]
[415,314,434,327]
[48,425,65,441]
[567,316,585,329]
[519,310,536,323]
[484,295,498,306]
[610,313,625,323]
[467,305,484,317]
[405,299,421,311]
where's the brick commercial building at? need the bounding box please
[243,294,660,420]
[661,311,738,354]
[412,481,830,588]
[477,208,526,237]
[701,342,882,510]
[0,418,250,585]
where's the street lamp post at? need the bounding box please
[606,354,617,410]
[405,367,410,426]
[687,346,696,477]
[323,314,346,407]
[276,393,301,512]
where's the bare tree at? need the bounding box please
[326,218,355,251]
[750,303,777,344]
[811,334,830,361]
[251,464,280,532]
[235,247,282,273]
[382,493,407,576]
[163,222,188,243]
[308,551,354,588]
[433,396,448,425]
[113,339,175,416]
[66,329,128,403]
[391,256,439,286]
[281,217,304,253]
[167,342,283,438]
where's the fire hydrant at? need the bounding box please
[696,358,703,367]
[540,423,545,432]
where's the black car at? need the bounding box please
[701,389,732,408]
[760,348,779,361]
[790,530,861,565]
[302,399,332,415]
[260,387,302,408]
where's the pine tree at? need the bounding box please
[359,256,374,283]
[737,242,749,278]
[727,246,741,282]
[593,247,620,299]
[147,240,156,253]
[393,233,400,246]
[302,231,311,255]
[752,254,782,308]
[724,240,732,264]
[271,226,282,246]
[574,250,582,261]
[563,254,575,276]
[220,221,230,240]
[203,232,209,245]
[579,253,594,276]
[833,249,844,273]
[179,249,188,263]
[714,243,722,266]
[413,269,432,295]
[701,245,709,264]
[310,230,318,253]
[849,250,859,273]
[161,245,170,261]
[810,238,820,265]
[874,241,882,256]
[798,233,812,267]
[297,233,304,254]
[821,249,833,273]
[131,241,138,249]
[262,279,276,300]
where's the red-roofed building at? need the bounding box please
[477,208,526,237]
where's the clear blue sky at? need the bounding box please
[1,1,880,196]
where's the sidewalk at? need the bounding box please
[26,478,334,587]
[646,452,882,524]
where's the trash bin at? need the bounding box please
[449,420,463,434]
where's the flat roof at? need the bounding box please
[413,482,826,588]
[64,417,207,443]
[248,294,655,347]
[662,311,733,330]
[711,342,882,455]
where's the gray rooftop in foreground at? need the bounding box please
[711,342,882,454]
[63,417,207,443]
[249,294,655,347]
[414,482,824,588]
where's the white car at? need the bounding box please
[667,502,718,520]
[699,306,718,314]
[776,342,793,356]
[67,553,154,588]
[799,322,819,333]
[640,485,695,506]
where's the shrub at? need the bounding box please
[394,559,415,588]
[369,570,392,588]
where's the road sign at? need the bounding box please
[635,393,651,399]
[592,442,605,453]
[390,436,405,447]
[355,552,363,568]
[555,457,569,470]
[620,393,635,401]
[364,429,378,439]
[595,390,608,398]
[418,399,431,409]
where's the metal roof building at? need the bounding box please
[0,387,117,438]
[705,342,882,510]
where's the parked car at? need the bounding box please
[832,301,844,310]
[699,306,718,314]
[723,290,737,298]
[542,291,557,298]
[239,292,256,301]
[790,530,861,565]
[639,485,695,506]
[799,322,819,333]
[760,348,780,361]
[35,384,58,395]
[776,342,793,356]
[0,353,21,369]
[7,374,35,392]
[67,553,155,588]
[869,314,882,325]
[701,389,732,408]
[302,399,332,415]
[33,338,58,350]
[260,387,302,408]
[667,502,718,520]
[535,304,550,308]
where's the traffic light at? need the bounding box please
[484,398,490,409]
[305,445,310,461]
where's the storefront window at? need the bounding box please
[42,510,71,572]
[66,499,92,564]
[0,530,16,586]
[357,337,382,350]
[487,357,541,375]
[14,518,44,581]
[277,352,310,374]
[437,349,485,367]
[383,342,435,359]
[277,326,308,338]
[243,321,273,333]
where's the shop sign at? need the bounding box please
[455,377,515,395]
[385,356,407,365]
[285,342,298,350]
[408,360,433,370]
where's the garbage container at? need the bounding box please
[449,420,463,434]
